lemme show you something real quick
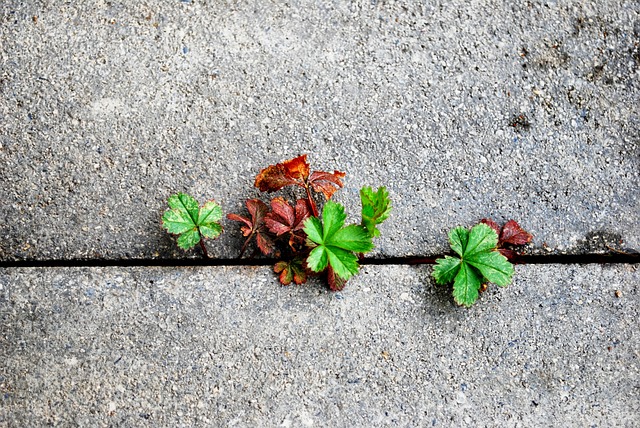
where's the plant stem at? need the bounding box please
[304,184,319,217]
[238,234,253,258]
[199,239,210,259]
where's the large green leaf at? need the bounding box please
[162,193,223,250]
[303,200,374,280]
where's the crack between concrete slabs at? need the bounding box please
[1,253,638,268]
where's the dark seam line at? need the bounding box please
[0,253,638,268]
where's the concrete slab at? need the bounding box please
[1,1,638,260]
[1,264,638,426]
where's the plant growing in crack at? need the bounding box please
[432,220,532,307]
[161,193,223,258]
[228,154,391,290]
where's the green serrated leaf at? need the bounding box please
[162,209,196,235]
[326,246,361,280]
[304,216,324,246]
[452,263,482,307]
[198,201,223,225]
[466,251,514,286]
[433,222,516,307]
[360,186,391,237]
[328,224,374,253]
[449,227,470,257]
[162,193,223,250]
[168,193,199,223]
[199,223,223,240]
[321,201,347,241]
[307,246,329,272]
[465,223,499,256]
[303,200,374,281]
[432,255,462,285]
[177,228,201,250]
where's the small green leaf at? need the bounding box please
[168,193,199,223]
[162,193,223,250]
[453,263,482,307]
[198,201,223,225]
[432,256,462,285]
[360,186,391,237]
[177,228,201,250]
[304,216,324,246]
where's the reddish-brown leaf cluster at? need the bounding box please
[480,218,533,259]
[229,154,346,286]
[265,197,311,250]
[227,199,277,257]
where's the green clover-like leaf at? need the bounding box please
[433,223,515,307]
[304,200,373,280]
[162,193,223,250]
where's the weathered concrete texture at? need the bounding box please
[1,264,638,426]
[1,1,638,260]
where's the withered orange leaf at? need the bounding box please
[227,199,277,257]
[254,155,310,193]
[308,170,346,199]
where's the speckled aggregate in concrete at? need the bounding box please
[1,264,638,426]
[1,1,638,260]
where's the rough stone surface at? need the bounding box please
[1,1,638,260]
[1,264,638,426]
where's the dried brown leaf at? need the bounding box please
[500,220,533,245]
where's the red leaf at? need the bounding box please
[293,199,311,231]
[480,218,501,237]
[227,199,277,256]
[498,248,517,260]
[265,197,296,236]
[308,170,346,200]
[265,197,311,250]
[226,213,253,236]
[274,258,308,286]
[254,155,310,193]
[500,220,533,245]
[257,232,277,257]
[327,265,347,291]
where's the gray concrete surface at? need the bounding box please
[1,264,638,426]
[1,1,638,260]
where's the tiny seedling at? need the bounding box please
[161,192,223,258]
[228,154,391,290]
[432,223,515,307]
